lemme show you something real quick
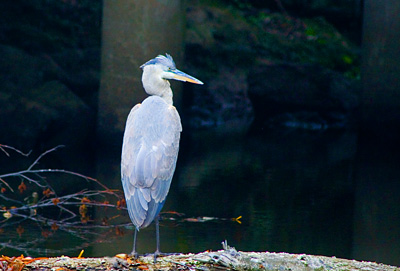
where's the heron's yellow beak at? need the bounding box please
[170,69,204,85]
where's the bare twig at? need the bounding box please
[0,145,127,256]
[0,145,238,257]
[0,144,32,157]
[27,145,64,170]
[0,177,14,192]
[0,145,123,224]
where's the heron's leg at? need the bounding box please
[150,216,179,262]
[131,228,138,259]
[156,215,161,253]
[154,215,161,263]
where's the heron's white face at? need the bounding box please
[147,64,168,81]
[140,54,203,85]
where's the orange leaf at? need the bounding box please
[117,199,126,209]
[51,223,59,231]
[18,182,26,194]
[79,204,88,217]
[81,197,91,203]
[52,198,60,205]
[80,216,89,224]
[43,188,54,197]
[115,253,128,260]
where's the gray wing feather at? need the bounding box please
[121,96,182,229]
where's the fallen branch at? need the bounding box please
[2,241,399,271]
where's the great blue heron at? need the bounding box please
[121,54,203,259]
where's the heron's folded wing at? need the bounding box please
[147,105,182,202]
[121,99,181,228]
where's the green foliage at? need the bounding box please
[249,13,360,77]
[187,3,360,79]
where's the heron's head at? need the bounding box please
[140,54,203,85]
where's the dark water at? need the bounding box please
[0,127,399,267]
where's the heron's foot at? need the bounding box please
[129,250,139,260]
[144,251,180,263]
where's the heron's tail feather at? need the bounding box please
[125,185,165,229]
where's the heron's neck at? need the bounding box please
[142,67,173,105]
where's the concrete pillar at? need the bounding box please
[97,0,184,147]
[361,0,400,129]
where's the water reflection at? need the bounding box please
[171,129,356,256]
[0,128,399,267]
[353,134,400,266]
